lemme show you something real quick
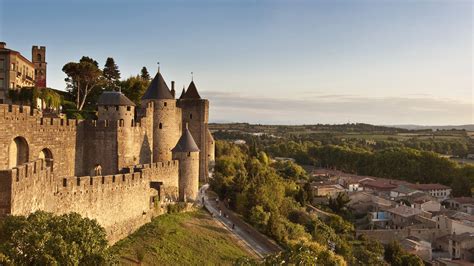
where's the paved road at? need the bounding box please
[198,184,282,258]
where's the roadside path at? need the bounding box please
[198,184,282,258]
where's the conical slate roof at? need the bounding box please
[179,88,186,99]
[97,91,135,106]
[142,71,174,100]
[172,125,200,153]
[181,81,201,99]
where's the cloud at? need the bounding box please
[200,90,473,125]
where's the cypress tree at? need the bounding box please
[103,57,121,90]
[140,66,150,81]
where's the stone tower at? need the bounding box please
[32,45,46,87]
[172,124,200,202]
[142,71,181,162]
[97,91,136,126]
[178,81,210,182]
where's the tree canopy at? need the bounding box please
[62,56,103,111]
[140,66,151,81]
[103,57,121,91]
[0,211,112,265]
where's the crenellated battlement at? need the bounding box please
[6,159,51,184]
[0,104,80,130]
[84,118,147,130]
[0,104,40,119]
[124,160,179,174]
[56,171,146,196]
[38,117,79,129]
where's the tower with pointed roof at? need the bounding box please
[172,124,200,201]
[142,71,182,162]
[178,80,211,182]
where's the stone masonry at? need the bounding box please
[0,71,215,243]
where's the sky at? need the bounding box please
[0,0,472,125]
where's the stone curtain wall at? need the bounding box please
[0,105,80,177]
[0,159,179,243]
[133,160,180,201]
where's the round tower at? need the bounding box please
[142,71,181,162]
[97,91,135,126]
[172,124,200,202]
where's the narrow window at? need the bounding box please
[63,178,67,187]
[127,106,131,111]
[77,178,81,186]
[164,102,167,107]
[115,106,119,111]
[159,123,162,129]
[190,113,193,119]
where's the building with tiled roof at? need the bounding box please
[0,42,41,102]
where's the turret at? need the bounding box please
[142,71,181,162]
[97,91,135,126]
[177,80,211,182]
[172,124,200,202]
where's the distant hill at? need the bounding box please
[391,124,474,131]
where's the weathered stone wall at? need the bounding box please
[178,99,209,181]
[0,159,179,243]
[130,161,180,201]
[152,99,181,162]
[173,151,199,202]
[0,104,80,177]
[97,105,135,126]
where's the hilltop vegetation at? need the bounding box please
[211,123,474,196]
[212,140,422,265]
[210,123,473,158]
[110,210,253,265]
[0,211,111,265]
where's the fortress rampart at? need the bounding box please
[0,71,214,243]
[0,158,180,243]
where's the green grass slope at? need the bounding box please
[110,209,253,265]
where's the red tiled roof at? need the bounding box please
[450,197,474,204]
[407,183,451,191]
[362,180,397,190]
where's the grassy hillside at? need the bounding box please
[110,210,253,265]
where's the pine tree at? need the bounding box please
[103,57,121,90]
[140,66,150,81]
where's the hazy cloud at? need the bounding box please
[201,91,473,125]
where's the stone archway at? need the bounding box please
[9,136,29,168]
[38,148,53,169]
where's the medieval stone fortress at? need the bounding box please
[0,42,215,243]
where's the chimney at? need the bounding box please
[0,42,6,49]
[171,81,176,98]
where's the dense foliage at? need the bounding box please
[0,211,111,265]
[9,87,62,109]
[62,55,151,117]
[216,131,473,196]
[271,142,473,196]
[211,140,400,265]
